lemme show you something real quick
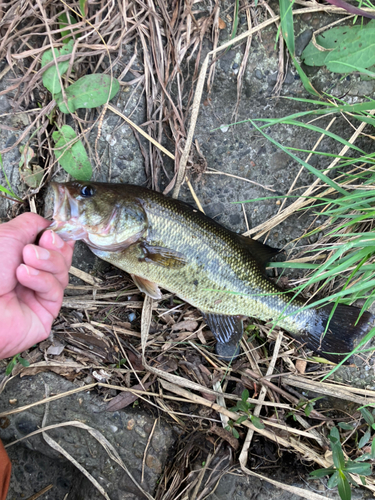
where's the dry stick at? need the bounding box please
[239,468,332,500]
[282,375,375,406]
[239,331,283,469]
[142,418,157,483]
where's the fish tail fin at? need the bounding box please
[306,304,375,363]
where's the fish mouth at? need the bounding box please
[49,182,86,241]
[51,182,79,222]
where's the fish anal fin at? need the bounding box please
[202,312,244,361]
[237,235,280,268]
[131,274,162,300]
[140,242,187,269]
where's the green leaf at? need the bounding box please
[237,401,249,412]
[55,74,120,114]
[326,28,375,73]
[18,357,30,368]
[337,422,354,430]
[241,389,249,404]
[52,125,92,181]
[250,415,265,429]
[41,40,74,94]
[58,12,78,42]
[360,407,375,426]
[80,0,87,17]
[327,470,339,489]
[337,472,351,500]
[279,0,295,55]
[358,429,371,449]
[304,402,313,417]
[235,415,248,424]
[310,467,336,478]
[372,437,375,458]
[344,461,371,475]
[302,26,363,67]
[232,428,239,439]
[330,428,345,470]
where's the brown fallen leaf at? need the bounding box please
[172,320,198,332]
[218,17,226,29]
[106,382,153,412]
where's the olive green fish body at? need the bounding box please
[50,182,375,362]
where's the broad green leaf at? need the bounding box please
[232,428,239,439]
[52,125,92,181]
[41,40,74,94]
[55,74,120,114]
[58,12,78,42]
[372,437,375,458]
[326,28,375,73]
[302,26,364,67]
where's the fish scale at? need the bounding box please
[50,181,375,362]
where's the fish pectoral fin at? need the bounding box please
[131,274,162,300]
[237,234,280,268]
[202,312,244,361]
[140,243,187,269]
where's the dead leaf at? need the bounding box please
[172,320,198,332]
[295,359,307,374]
[106,382,152,412]
[218,17,226,29]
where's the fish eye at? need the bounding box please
[80,185,95,197]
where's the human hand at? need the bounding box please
[0,213,74,360]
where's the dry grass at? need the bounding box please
[1,0,375,498]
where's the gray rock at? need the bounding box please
[0,372,175,500]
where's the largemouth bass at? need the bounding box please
[49,181,375,362]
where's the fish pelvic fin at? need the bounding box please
[203,313,244,361]
[131,274,162,300]
[304,304,375,364]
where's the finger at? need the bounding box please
[39,230,75,267]
[0,213,51,246]
[22,244,70,289]
[16,264,64,308]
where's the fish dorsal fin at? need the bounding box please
[202,312,244,361]
[131,274,162,300]
[236,234,280,268]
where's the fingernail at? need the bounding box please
[34,246,50,260]
[21,264,39,276]
[50,230,64,249]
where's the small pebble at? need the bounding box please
[128,312,136,322]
